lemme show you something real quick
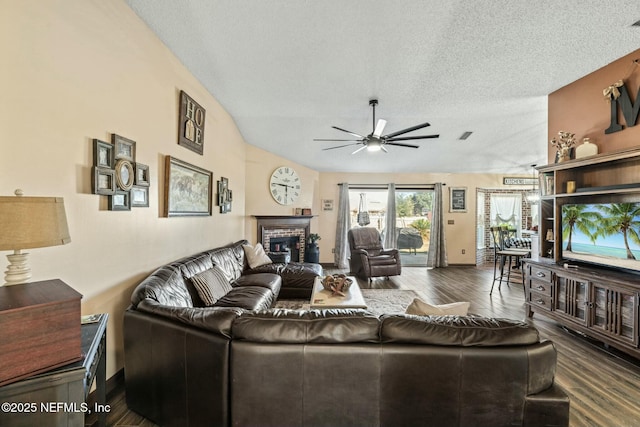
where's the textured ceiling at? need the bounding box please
[125,0,640,174]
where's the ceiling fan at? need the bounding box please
[314,99,439,154]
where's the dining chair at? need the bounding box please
[489,226,530,294]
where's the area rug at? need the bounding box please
[275,289,420,316]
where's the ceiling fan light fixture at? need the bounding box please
[367,139,382,152]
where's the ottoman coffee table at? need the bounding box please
[309,276,367,309]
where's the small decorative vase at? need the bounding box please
[575,138,598,159]
[557,148,571,162]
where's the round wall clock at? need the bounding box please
[269,166,300,205]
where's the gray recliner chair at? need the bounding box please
[348,227,402,281]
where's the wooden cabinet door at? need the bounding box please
[554,274,588,325]
[591,282,639,347]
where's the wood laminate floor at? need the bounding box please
[91,265,640,427]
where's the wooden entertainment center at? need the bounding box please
[525,147,640,358]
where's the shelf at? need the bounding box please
[537,146,640,173]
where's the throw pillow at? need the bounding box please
[190,266,233,306]
[243,243,273,269]
[405,298,470,316]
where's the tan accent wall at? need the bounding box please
[548,48,640,163]
[1,0,247,378]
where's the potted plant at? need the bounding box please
[305,233,321,263]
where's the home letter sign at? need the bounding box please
[605,83,640,134]
[178,90,205,154]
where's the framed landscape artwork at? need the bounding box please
[164,156,212,216]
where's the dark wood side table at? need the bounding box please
[0,313,108,427]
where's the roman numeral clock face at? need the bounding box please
[269,167,300,205]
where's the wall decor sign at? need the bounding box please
[178,90,205,155]
[217,177,232,213]
[503,177,537,186]
[449,187,467,213]
[164,156,212,217]
[322,199,334,211]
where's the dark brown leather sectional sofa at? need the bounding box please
[123,240,569,427]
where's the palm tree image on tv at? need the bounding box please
[562,204,600,251]
[596,203,640,260]
[562,203,640,266]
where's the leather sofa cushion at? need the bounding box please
[131,264,194,308]
[215,286,275,311]
[380,315,539,346]
[233,273,281,295]
[245,262,322,289]
[232,310,380,343]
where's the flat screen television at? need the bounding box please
[561,202,640,274]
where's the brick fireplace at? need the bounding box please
[254,215,312,263]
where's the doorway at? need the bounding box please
[348,187,433,267]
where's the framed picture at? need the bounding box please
[93,139,113,168]
[322,199,334,211]
[112,134,136,162]
[109,190,131,211]
[115,159,135,191]
[302,208,312,216]
[164,156,212,217]
[217,177,232,213]
[92,166,116,195]
[131,185,149,207]
[449,187,467,213]
[178,90,205,155]
[135,163,150,186]
[295,208,302,216]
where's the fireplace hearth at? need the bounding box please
[254,215,312,263]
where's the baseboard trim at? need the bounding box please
[87,368,124,405]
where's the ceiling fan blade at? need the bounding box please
[351,145,368,155]
[380,145,389,153]
[373,119,387,138]
[383,122,431,139]
[332,126,365,139]
[386,134,439,142]
[322,143,360,151]
[313,138,361,142]
[386,142,420,149]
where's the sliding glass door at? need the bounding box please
[348,187,433,267]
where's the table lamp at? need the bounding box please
[0,189,71,285]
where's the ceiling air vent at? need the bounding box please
[458,131,473,140]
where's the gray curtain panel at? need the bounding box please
[383,183,397,249]
[427,182,448,268]
[335,183,351,269]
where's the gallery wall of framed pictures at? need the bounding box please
[91,134,150,211]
